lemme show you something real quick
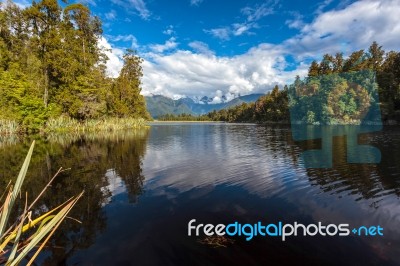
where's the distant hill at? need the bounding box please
[145,94,264,118]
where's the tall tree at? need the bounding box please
[367,41,385,71]
[308,61,319,77]
[342,49,367,72]
[25,0,62,107]
[111,50,150,119]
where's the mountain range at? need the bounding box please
[145,94,264,118]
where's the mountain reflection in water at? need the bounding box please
[0,123,399,265]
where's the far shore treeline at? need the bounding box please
[2,0,400,132]
[161,42,400,125]
[0,0,150,134]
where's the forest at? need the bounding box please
[0,0,149,133]
[205,42,400,124]
[2,0,400,129]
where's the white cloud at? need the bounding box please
[5,0,30,8]
[106,34,139,49]
[188,41,215,56]
[285,12,305,30]
[140,44,304,99]
[102,0,400,101]
[79,0,97,6]
[111,0,151,20]
[315,0,334,15]
[149,37,178,53]
[206,22,258,39]
[98,37,124,78]
[205,0,276,40]
[190,0,204,6]
[163,25,175,35]
[232,23,255,36]
[105,10,117,20]
[241,0,275,22]
[285,0,400,58]
[204,27,231,41]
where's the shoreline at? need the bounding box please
[0,117,149,136]
[3,119,400,137]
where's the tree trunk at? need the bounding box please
[43,68,49,107]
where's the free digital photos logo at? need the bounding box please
[188,219,384,241]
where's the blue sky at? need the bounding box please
[14,0,400,102]
[100,0,347,55]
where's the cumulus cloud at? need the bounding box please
[139,44,305,99]
[102,0,400,101]
[284,0,400,58]
[149,37,178,53]
[98,37,124,78]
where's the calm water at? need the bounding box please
[1,123,400,265]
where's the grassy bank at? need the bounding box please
[44,117,149,133]
[0,120,20,135]
[0,117,149,135]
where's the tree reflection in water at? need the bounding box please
[0,129,149,265]
[254,125,400,204]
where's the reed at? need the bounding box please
[0,142,83,265]
[45,117,148,133]
[0,120,20,136]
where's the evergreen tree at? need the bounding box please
[0,0,149,131]
[111,50,150,119]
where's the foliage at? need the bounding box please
[289,70,380,125]
[205,41,400,124]
[158,113,211,121]
[109,51,150,119]
[0,129,149,263]
[205,85,289,123]
[44,116,148,133]
[0,0,149,133]
[0,142,83,265]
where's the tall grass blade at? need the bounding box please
[9,192,84,266]
[0,141,35,238]
[7,194,28,263]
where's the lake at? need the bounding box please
[1,123,399,265]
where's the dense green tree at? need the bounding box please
[378,51,400,114]
[367,41,385,71]
[308,61,319,77]
[206,41,400,124]
[205,85,289,123]
[332,53,344,73]
[110,50,150,119]
[0,0,149,131]
[319,54,334,75]
[342,49,367,72]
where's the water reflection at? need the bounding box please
[0,129,149,265]
[138,124,400,265]
[290,126,400,201]
[0,124,400,265]
[144,124,400,203]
